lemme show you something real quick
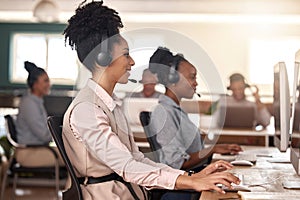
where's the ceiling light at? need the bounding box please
[33,0,60,23]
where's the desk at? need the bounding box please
[200,146,300,200]
[202,128,274,147]
[132,124,274,147]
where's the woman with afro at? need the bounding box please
[63,1,239,199]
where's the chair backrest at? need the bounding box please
[139,111,162,162]
[4,115,20,147]
[47,116,83,200]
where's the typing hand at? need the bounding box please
[191,171,240,194]
[214,144,243,155]
[195,160,234,177]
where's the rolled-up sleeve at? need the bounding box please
[70,102,184,190]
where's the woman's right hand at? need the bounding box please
[191,171,240,194]
[175,170,240,194]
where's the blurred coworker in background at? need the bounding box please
[16,61,63,167]
[219,73,271,127]
[130,69,162,98]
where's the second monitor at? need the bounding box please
[273,62,291,152]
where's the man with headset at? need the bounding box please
[128,69,162,98]
[221,73,271,128]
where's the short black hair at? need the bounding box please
[149,47,186,86]
[64,0,123,71]
[24,61,46,89]
[229,73,246,84]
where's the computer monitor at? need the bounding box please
[217,105,256,129]
[273,62,290,152]
[291,61,300,175]
[122,98,159,126]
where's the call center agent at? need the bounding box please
[62,1,239,199]
[16,61,63,167]
[129,69,162,98]
[220,73,271,127]
[148,47,242,172]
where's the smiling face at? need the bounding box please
[108,36,135,84]
[173,61,198,99]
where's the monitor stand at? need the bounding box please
[291,147,300,175]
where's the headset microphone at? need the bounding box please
[196,93,201,98]
[128,79,137,83]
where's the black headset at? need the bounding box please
[227,73,250,90]
[96,34,112,67]
[168,55,181,84]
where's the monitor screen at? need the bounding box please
[273,62,290,152]
[291,61,300,175]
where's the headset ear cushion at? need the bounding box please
[168,71,180,83]
[96,52,112,67]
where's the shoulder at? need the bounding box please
[19,95,37,108]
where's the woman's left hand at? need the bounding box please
[194,160,234,178]
[213,144,243,155]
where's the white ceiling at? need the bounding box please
[1,0,300,23]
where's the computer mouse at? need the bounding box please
[230,160,254,166]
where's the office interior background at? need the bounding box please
[1,0,300,199]
[1,0,300,94]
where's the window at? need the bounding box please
[11,33,78,85]
[249,38,300,86]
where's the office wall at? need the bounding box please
[1,22,300,93]
[124,22,300,94]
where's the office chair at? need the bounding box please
[140,111,207,200]
[1,115,61,200]
[139,111,162,162]
[47,116,83,200]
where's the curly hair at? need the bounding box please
[64,0,123,71]
[149,47,186,86]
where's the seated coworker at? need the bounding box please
[129,69,162,98]
[148,47,242,171]
[16,61,63,167]
[218,73,271,127]
[62,1,239,199]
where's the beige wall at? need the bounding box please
[123,22,300,95]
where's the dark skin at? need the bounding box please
[31,73,51,98]
[93,37,240,193]
[142,83,156,97]
[166,61,242,170]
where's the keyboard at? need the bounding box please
[235,154,257,163]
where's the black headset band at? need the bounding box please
[101,33,108,53]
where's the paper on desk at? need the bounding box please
[238,191,300,200]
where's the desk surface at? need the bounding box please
[200,146,300,200]
[204,127,275,136]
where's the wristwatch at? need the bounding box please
[188,170,195,176]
